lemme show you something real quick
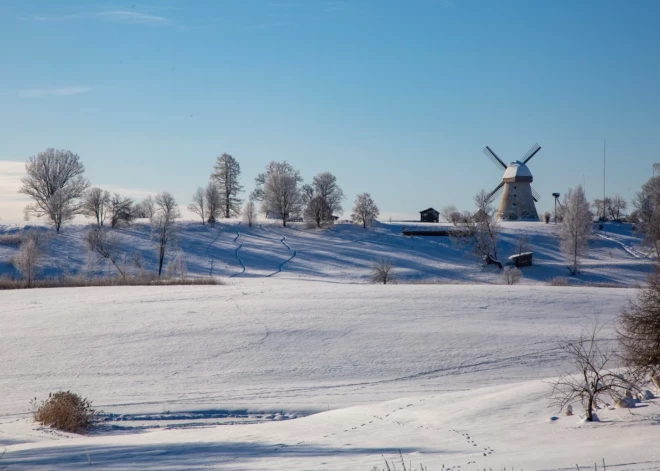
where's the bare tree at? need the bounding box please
[592,198,610,220]
[371,258,394,284]
[618,269,660,378]
[19,148,90,232]
[633,177,660,257]
[456,190,501,267]
[550,320,633,422]
[609,195,627,220]
[262,169,303,227]
[140,195,156,220]
[152,192,180,277]
[251,161,303,204]
[86,228,126,278]
[304,194,333,228]
[12,238,41,287]
[561,185,593,275]
[205,181,222,224]
[351,193,380,228]
[108,193,134,228]
[243,200,256,227]
[211,153,244,218]
[188,187,207,225]
[515,234,531,256]
[81,187,110,227]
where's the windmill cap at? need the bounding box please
[503,161,533,183]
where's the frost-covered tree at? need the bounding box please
[608,195,627,220]
[251,161,303,204]
[457,190,501,267]
[205,181,222,224]
[12,238,41,287]
[211,153,243,218]
[243,200,256,227]
[351,193,379,228]
[188,187,207,225]
[152,192,180,277]
[108,193,134,228]
[561,185,593,275]
[262,170,303,227]
[19,148,90,232]
[139,195,156,220]
[81,187,111,227]
[441,204,461,226]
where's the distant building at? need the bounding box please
[419,208,439,223]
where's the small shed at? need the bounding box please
[508,252,534,268]
[420,208,439,223]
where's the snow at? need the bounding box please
[0,219,654,285]
[0,220,657,469]
[503,161,532,179]
[1,281,658,469]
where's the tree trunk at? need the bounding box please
[363,219,366,228]
[158,245,165,277]
[586,396,594,421]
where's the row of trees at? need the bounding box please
[187,156,379,228]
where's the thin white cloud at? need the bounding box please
[17,87,92,98]
[34,10,170,26]
[97,11,170,25]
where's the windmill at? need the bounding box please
[483,144,542,221]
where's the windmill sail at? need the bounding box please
[521,144,541,164]
[484,146,508,170]
[486,182,504,204]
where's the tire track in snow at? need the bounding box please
[260,225,297,277]
[596,232,649,259]
[230,231,246,278]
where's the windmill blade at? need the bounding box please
[483,146,508,170]
[521,144,541,165]
[486,182,504,204]
[531,186,541,202]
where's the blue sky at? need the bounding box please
[1,0,659,221]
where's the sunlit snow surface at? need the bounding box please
[0,221,658,469]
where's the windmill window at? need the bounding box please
[514,186,517,189]
[512,203,517,207]
[513,194,517,198]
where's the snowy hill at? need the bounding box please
[0,219,654,285]
[1,281,658,470]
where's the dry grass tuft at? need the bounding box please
[0,274,223,290]
[32,391,98,434]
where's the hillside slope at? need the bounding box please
[0,219,654,285]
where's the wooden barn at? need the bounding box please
[419,208,439,223]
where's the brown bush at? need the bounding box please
[32,391,97,433]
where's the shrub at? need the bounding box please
[32,391,98,433]
[0,233,24,246]
[502,266,522,285]
[371,258,394,284]
[0,274,222,290]
[548,277,569,286]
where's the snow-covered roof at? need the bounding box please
[503,161,533,182]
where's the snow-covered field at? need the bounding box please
[1,281,659,470]
[0,221,657,469]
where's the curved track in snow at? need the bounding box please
[230,231,246,278]
[260,225,298,277]
[596,232,649,259]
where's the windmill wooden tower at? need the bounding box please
[483,144,542,221]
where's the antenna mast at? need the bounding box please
[603,140,606,220]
